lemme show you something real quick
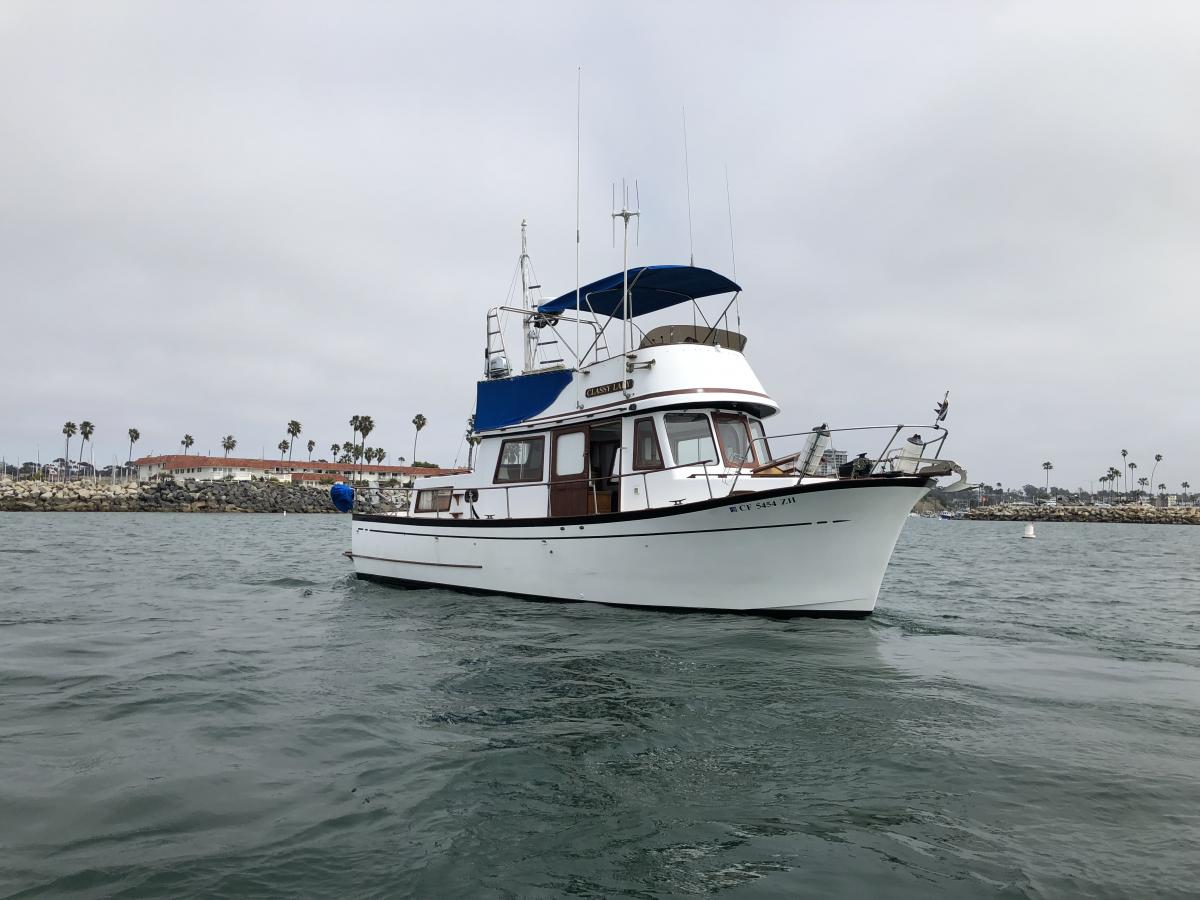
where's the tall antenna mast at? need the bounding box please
[682,106,694,267]
[611,180,640,367]
[520,218,535,372]
[575,67,582,378]
[724,164,737,278]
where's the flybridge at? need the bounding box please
[475,217,753,433]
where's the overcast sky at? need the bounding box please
[2,2,1197,490]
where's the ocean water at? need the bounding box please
[1,512,1197,899]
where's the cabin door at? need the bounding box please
[550,427,589,517]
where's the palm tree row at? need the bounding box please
[331,442,393,467]
[1099,449,1181,502]
[55,421,147,482]
[58,420,99,481]
[53,413,435,482]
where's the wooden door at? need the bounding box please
[550,427,589,517]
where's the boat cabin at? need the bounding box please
[402,256,814,521]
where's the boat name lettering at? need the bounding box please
[585,379,633,398]
[728,496,798,513]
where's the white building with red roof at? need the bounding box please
[134,455,464,487]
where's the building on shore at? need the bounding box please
[817,448,848,477]
[134,454,464,487]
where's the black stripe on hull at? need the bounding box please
[359,517,850,542]
[353,571,872,619]
[352,474,931,529]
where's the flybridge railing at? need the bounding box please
[366,422,953,520]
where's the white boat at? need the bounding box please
[343,220,968,615]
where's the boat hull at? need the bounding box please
[349,478,929,615]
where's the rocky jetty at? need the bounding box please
[965,503,1199,525]
[0,478,370,513]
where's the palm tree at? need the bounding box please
[62,421,76,482]
[1127,461,1137,496]
[330,442,341,462]
[1182,481,1190,502]
[127,428,140,477]
[1120,448,1128,492]
[356,416,375,481]
[286,420,302,461]
[348,415,362,463]
[358,416,375,445]
[376,449,387,465]
[222,435,237,458]
[1157,482,1166,495]
[278,439,289,462]
[78,421,94,475]
[307,439,315,461]
[1042,461,1053,495]
[364,447,376,466]
[1106,467,1122,500]
[465,415,482,469]
[412,413,427,463]
[181,434,194,456]
[1150,453,1163,493]
[1137,476,1148,497]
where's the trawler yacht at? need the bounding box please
[342,221,968,615]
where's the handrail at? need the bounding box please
[749,423,949,476]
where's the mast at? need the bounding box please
[519,219,535,373]
[575,67,582,379]
[611,182,640,369]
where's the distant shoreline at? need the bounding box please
[965,503,1199,525]
[0,478,377,514]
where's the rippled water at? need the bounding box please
[1,513,1197,898]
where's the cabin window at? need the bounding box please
[748,418,771,463]
[714,413,757,467]
[554,431,586,477]
[632,417,664,470]
[416,487,452,512]
[493,436,545,483]
[663,413,718,466]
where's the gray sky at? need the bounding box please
[2,1,1198,490]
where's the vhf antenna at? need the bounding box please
[724,163,737,278]
[611,178,641,372]
[634,179,640,246]
[682,106,694,266]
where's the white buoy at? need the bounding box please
[282,510,287,517]
[1023,522,1036,539]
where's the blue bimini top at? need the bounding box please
[537,265,740,320]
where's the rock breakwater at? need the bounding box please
[0,478,351,513]
[966,503,1199,525]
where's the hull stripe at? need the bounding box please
[350,553,483,569]
[359,518,849,542]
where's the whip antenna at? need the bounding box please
[724,163,737,278]
[635,180,641,246]
[574,67,581,378]
[682,106,694,266]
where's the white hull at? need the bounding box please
[349,478,928,615]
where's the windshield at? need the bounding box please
[714,414,756,467]
[663,413,717,466]
[748,418,770,463]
